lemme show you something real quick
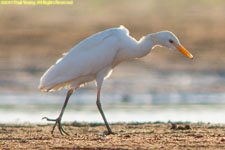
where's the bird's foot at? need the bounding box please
[103,130,116,135]
[42,117,69,136]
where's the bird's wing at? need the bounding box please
[39,28,126,91]
[62,26,128,59]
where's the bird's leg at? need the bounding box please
[96,89,113,135]
[42,89,73,136]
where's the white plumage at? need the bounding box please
[39,26,132,91]
[39,25,193,135]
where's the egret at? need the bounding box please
[39,25,193,135]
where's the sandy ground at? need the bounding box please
[0,122,225,149]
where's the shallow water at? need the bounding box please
[0,63,225,124]
[1,103,225,124]
[0,93,225,124]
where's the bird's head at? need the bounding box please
[153,31,194,59]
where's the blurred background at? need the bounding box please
[0,0,225,124]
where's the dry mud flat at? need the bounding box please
[0,122,225,149]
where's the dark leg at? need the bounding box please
[96,89,113,134]
[42,89,73,136]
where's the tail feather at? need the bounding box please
[38,86,49,92]
[38,79,76,92]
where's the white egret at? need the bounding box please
[39,25,193,135]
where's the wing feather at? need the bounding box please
[39,27,127,91]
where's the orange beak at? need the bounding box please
[173,43,194,59]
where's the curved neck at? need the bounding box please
[135,34,159,58]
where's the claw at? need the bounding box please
[103,130,115,135]
[42,116,69,136]
[42,117,56,121]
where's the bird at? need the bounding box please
[39,25,193,135]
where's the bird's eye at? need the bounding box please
[169,39,174,43]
